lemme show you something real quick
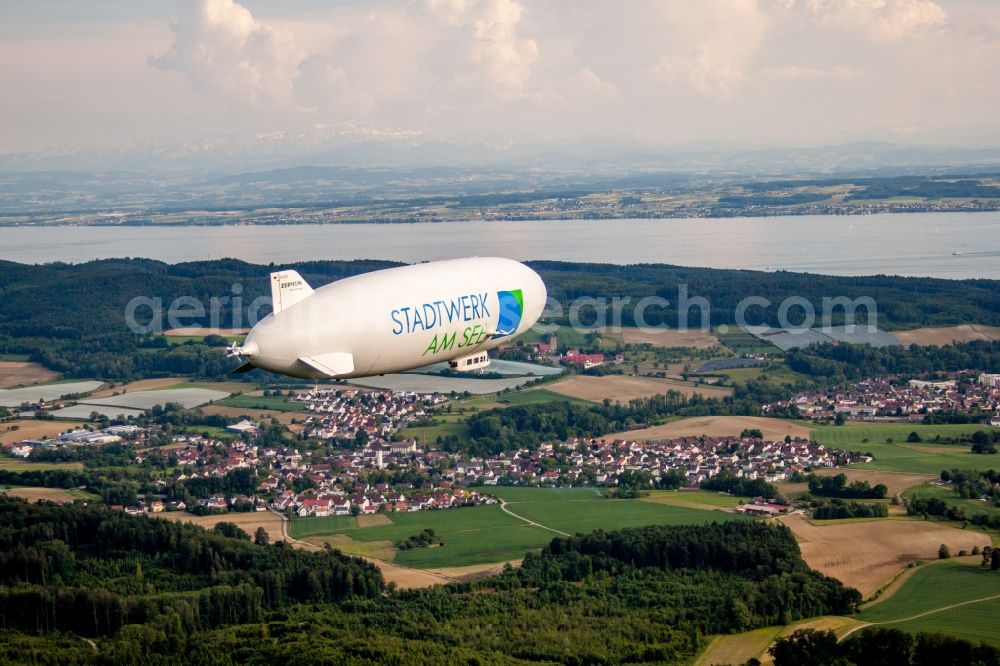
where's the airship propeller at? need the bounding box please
[227,341,257,374]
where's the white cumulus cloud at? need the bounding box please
[799,0,947,41]
[149,0,303,105]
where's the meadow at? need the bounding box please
[399,388,589,442]
[0,455,84,471]
[857,558,1000,646]
[547,374,732,403]
[903,484,1000,522]
[1,487,95,503]
[812,423,1000,474]
[518,325,624,351]
[217,394,301,412]
[490,486,741,536]
[397,417,469,444]
[292,504,550,568]
[290,487,742,568]
[495,388,594,407]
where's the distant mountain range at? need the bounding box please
[3,132,1000,178]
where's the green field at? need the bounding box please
[186,425,237,439]
[518,325,622,351]
[813,424,1000,474]
[399,388,588,443]
[497,388,594,407]
[292,504,550,568]
[0,456,84,471]
[217,395,301,412]
[857,558,1000,646]
[904,484,1000,522]
[642,489,744,509]
[161,335,242,345]
[715,327,778,355]
[702,366,765,383]
[398,418,469,444]
[291,515,359,537]
[491,486,742,536]
[291,487,743,568]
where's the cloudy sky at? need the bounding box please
[2,0,998,156]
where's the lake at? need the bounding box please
[1,212,997,279]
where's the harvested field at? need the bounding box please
[548,375,730,404]
[163,327,249,336]
[200,404,300,425]
[0,419,88,447]
[371,561,454,589]
[0,362,59,388]
[356,514,392,528]
[753,616,870,666]
[160,510,452,589]
[1,487,80,503]
[305,534,397,561]
[695,627,784,666]
[0,457,84,471]
[0,381,104,407]
[892,324,1000,347]
[84,388,230,411]
[605,416,812,442]
[427,560,522,583]
[620,327,720,349]
[302,534,455,588]
[155,511,285,544]
[86,378,187,399]
[812,468,935,497]
[777,513,990,597]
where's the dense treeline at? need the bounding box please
[907,468,1000,528]
[0,499,864,664]
[787,339,1000,381]
[906,496,1000,529]
[941,468,1000,503]
[808,473,888,499]
[462,390,792,454]
[0,258,397,381]
[2,258,1000,380]
[810,497,889,519]
[771,627,1000,666]
[531,261,1000,330]
[0,496,382,638]
[522,521,861,630]
[700,472,782,499]
[395,528,443,550]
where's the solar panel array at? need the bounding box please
[751,326,902,352]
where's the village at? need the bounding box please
[3,381,869,518]
[124,429,854,518]
[764,372,1000,423]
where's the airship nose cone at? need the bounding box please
[240,339,260,357]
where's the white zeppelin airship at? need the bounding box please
[227,257,547,379]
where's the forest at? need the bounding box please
[0,497,863,664]
[1,258,999,380]
[771,627,1000,666]
[807,473,888,499]
[458,391,785,454]
[810,498,889,520]
[787,339,1000,380]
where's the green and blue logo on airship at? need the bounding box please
[493,289,524,338]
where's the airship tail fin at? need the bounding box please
[270,270,314,315]
[298,353,355,378]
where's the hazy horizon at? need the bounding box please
[3,0,1000,172]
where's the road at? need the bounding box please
[840,592,1000,642]
[270,509,457,589]
[498,498,570,536]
